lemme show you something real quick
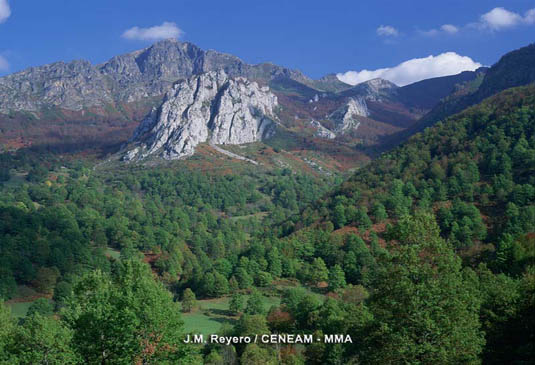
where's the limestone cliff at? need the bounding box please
[124,70,278,160]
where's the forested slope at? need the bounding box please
[0,85,534,363]
[269,85,535,363]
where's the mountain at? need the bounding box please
[419,43,535,129]
[0,39,433,165]
[2,40,532,169]
[124,70,278,161]
[294,83,535,244]
[280,84,535,364]
[396,68,488,110]
[0,39,348,156]
[0,39,310,114]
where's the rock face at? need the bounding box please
[340,78,398,101]
[329,97,369,133]
[125,70,278,160]
[0,60,114,112]
[309,120,336,139]
[0,39,306,114]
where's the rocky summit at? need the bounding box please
[0,39,309,114]
[0,38,491,163]
[124,70,278,160]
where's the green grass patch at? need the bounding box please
[180,294,281,335]
[229,212,268,221]
[104,247,121,259]
[8,301,34,318]
[6,286,53,318]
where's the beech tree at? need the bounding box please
[6,314,80,364]
[328,264,346,291]
[181,288,196,313]
[229,292,245,315]
[362,212,484,364]
[245,289,264,315]
[62,259,195,364]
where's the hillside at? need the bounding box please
[0,39,496,172]
[296,85,535,248]
[419,43,535,130]
[266,85,535,363]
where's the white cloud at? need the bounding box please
[376,25,398,37]
[0,0,10,23]
[441,24,459,34]
[336,52,482,87]
[525,9,535,24]
[480,7,523,30]
[477,7,535,30]
[0,55,8,71]
[422,24,460,36]
[419,7,535,37]
[122,21,183,41]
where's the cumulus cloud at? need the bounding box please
[376,25,398,37]
[418,7,535,36]
[0,0,10,23]
[441,24,459,34]
[122,21,183,41]
[0,55,8,71]
[525,9,535,24]
[476,7,535,30]
[422,24,460,36]
[479,7,523,30]
[336,52,482,87]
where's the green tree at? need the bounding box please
[267,248,282,278]
[27,298,54,317]
[245,289,265,315]
[0,301,14,360]
[333,204,346,229]
[240,344,277,365]
[310,258,329,285]
[7,314,80,364]
[363,213,484,364]
[181,288,196,313]
[235,268,254,290]
[234,314,270,338]
[328,264,346,291]
[255,271,272,287]
[62,259,195,364]
[213,272,230,297]
[372,202,388,222]
[229,293,245,315]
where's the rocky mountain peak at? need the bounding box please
[124,70,278,161]
[0,39,309,114]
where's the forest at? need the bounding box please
[0,85,534,364]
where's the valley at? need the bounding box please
[0,15,534,363]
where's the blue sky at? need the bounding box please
[0,0,534,85]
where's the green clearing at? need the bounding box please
[181,295,281,335]
[6,285,52,318]
[104,247,121,259]
[8,301,34,318]
[229,212,268,222]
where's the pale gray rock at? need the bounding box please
[124,70,278,161]
[0,39,313,114]
[309,120,335,139]
[0,60,113,112]
[329,97,368,133]
[341,78,398,102]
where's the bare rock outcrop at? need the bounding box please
[124,70,278,160]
